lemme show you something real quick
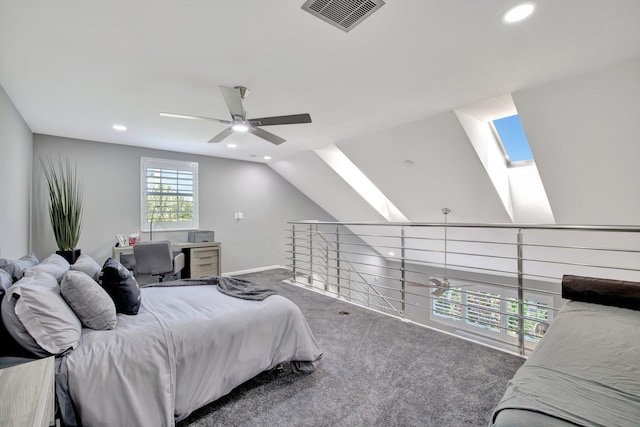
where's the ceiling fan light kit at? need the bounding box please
[160,85,312,145]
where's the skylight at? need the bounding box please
[314,145,409,222]
[492,115,533,163]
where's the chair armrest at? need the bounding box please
[173,253,185,274]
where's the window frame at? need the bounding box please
[140,157,199,233]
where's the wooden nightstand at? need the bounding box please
[0,356,56,427]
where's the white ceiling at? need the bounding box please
[1,1,640,163]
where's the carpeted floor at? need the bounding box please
[178,268,524,427]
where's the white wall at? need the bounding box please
[338,111,512,223]
[514,57,640,225]
[0,84,32,258]
[32,135,334,272]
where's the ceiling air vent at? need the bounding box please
[302,0,385,32]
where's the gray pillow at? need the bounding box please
[69,254,102,282]
[1,271,81,357]
[25,254,70,282]
[0,269,12,292]
[0,253,39,281]
[61,271,117,330]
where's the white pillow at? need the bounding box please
[25,254,70,282]
[1,271,81,357]
[69,254,102,282]
[0,253,39,281]
[61,271,116,330]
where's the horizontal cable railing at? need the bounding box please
[286,220,640,356]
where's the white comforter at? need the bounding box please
[64,285,322,427]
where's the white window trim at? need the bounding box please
[140,157,199,233]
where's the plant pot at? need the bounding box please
[57,249,81,264]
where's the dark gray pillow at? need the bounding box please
[61,271,117,330]
[562,275,640,311]
[0,269,12,292]
[0,253,39,281]
[24,254,70,283]
[69,254,102,282]
[1,271,81,357]
[99,258,141,315]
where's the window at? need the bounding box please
[432,288,463,321]
[506,298,550,342]
[466,289,501,333]
[492,114,533,164]
[140,157,198,232]
[430,279,552,346]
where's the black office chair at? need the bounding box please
[133,241,185,282]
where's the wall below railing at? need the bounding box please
[287,221,640,356]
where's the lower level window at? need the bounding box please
[430,279,552,345]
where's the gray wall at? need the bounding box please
[32,135,334,273]
[0,84,32,258]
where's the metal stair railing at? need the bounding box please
[287,220,640,356]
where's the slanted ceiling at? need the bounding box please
[272,58,640,226]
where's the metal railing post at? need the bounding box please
[324,231,329,291]
[292,224,297,280]
[401,226,406,315]
[309,224,314,284]
[517,229,525,356]
[336,224,341,295]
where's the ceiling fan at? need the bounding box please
[160,85,312,145]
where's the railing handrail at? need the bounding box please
[288,220,640,233]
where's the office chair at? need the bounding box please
[133,241,185,282]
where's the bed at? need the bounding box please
[1,254,322,427]
[491,275,640,427]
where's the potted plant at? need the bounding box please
[41,156,84,264]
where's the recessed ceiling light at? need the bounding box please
[227,143,237,148]
[112,124,127,131]
[263,156,272,160]
[502,2,535,24]
[388,251,395,256]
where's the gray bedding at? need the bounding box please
[142,275,277,300]
[59,283,322,426]
[491,301,640,427]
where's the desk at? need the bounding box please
[113,241,221,277]
[0,356,56,427]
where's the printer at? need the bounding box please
[188,230,215,243]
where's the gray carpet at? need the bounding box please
[179,269,523,427]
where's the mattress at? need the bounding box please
[59,283,322,426]
[491,301,640,427]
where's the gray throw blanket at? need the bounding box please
[141,276,277,301]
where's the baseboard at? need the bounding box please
[222,265,288,276]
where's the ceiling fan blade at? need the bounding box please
[248,127,286,145]
[429,278,443,287]
[248,113,312,127]
[219,86,245,119]
[159,112,230,124]
[431,287,447,297]
[207,127,234,143]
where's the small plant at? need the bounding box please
[40,156,84,251]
